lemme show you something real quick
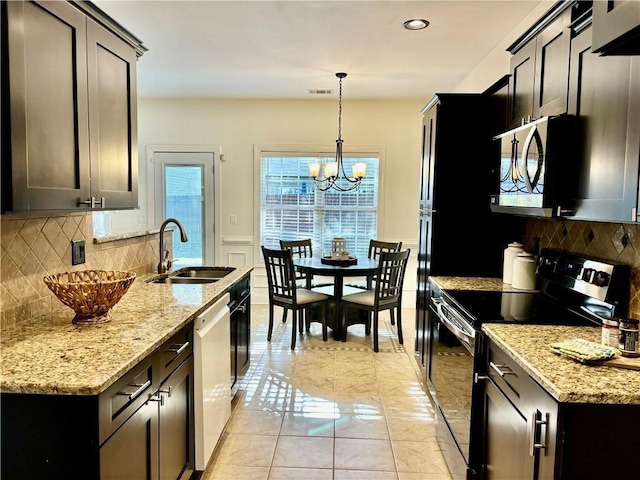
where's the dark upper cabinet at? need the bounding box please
[1,0,145,213]
[507,3,573,129]
[3,1,91,212]
[592,0,640,55]
[568,22,640,222]
[87,18,139,210]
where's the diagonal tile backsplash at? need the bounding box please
[524,218,640,318]
[0,213,161,328]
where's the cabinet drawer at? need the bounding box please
[486,341,527,412]
[229,275,250,310]
[99,354,155,445]
[157,324,193,381]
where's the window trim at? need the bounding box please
[253,143,386,263]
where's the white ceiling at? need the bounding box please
[94,0,543,100]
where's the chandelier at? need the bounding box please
[309,72,367,192]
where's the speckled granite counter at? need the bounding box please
[430,276,537,292]
[483,324,640,405]
[1,266,252,396]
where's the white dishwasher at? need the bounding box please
[193,293,231,471]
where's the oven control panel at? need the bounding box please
[537,248,628,306]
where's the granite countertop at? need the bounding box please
[0,266,253,396]
[483,324,640,405]
[430,276,537,292]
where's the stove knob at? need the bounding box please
[581,268,595,282]
[593,271,610,287]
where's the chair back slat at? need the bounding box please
[279,238,313,258]
[368,239,402,260]
[262,246,297,301]
[375,249,410,304]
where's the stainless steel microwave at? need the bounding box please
[490,115,576,218]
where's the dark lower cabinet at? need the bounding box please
[230,274,251,395]
[158,357,194,480]
[0,324,194,480]
[482,337,639,480]
[100,398,159,479]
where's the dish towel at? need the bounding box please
[549,338,618,364]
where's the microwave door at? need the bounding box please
[521,125,545,194]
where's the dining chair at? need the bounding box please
[346,239,403,324]
[341,249,410,352]
[262,246,329,350]
[279,238,333,323]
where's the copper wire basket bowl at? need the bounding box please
[43,270,136,325]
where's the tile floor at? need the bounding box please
[203,304,453,480]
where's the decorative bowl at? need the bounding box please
[43,270,136,325]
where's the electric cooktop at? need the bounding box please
[442,289,598,327]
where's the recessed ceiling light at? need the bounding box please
[403,19,429,31]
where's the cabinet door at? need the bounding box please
[568,27,640,222]
[86,18,138,209]
[420,105,438,210]
[414,211,432,378]
[483,380,534,480]
[592,0,640,55]
[235,296,251,380]
[4,0,90,211]
[159,357,194,480]
[533,11,570,120]
[508,40,536,128]
[100,399,159,480]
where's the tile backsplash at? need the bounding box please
[0,213,161,328]
[524,218,640,318]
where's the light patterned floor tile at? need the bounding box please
[392,439,450,474]
[334,470,399,480]
[280,411,336,437]
[334,438,396,471]
[272,436,334,469]
[334,413,389,439]
[268,467,333,479]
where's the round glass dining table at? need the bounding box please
[293,257,378,340]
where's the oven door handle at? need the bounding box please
[432,298,476,347]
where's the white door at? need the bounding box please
[154,152,215,267]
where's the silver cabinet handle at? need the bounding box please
[117,379,152,401]
[237,304,247,313]
[167,341,190,355]
[78,197,106,208]
[529,412,548,456]
[159,386,173,398]
[148,392,164,406]
[474,373,489,384]
[489,361,515,377]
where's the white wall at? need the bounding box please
[117,98,424,303]
[452,1,553,93]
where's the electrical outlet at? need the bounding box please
[230,215,237,225]
[71,240,86,265]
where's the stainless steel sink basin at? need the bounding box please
[173,267,234,279]
[151,276,219,285]
[149,267,234,285]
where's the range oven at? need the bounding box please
[427,248,629,480]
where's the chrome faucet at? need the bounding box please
[158,218,189,274]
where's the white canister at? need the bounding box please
[503,242,524,284]
[512,252,536,290]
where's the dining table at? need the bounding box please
[293,256,378,340]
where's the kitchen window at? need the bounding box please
[258,149,381,259]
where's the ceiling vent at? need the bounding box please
[308,89,333,95]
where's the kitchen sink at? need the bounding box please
[149,267,235,285]
[150,276,219,284]
[173,267,234,279]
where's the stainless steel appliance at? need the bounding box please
[490,115,576,218]
[428,248,629,479]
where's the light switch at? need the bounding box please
[230,215,237,225]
